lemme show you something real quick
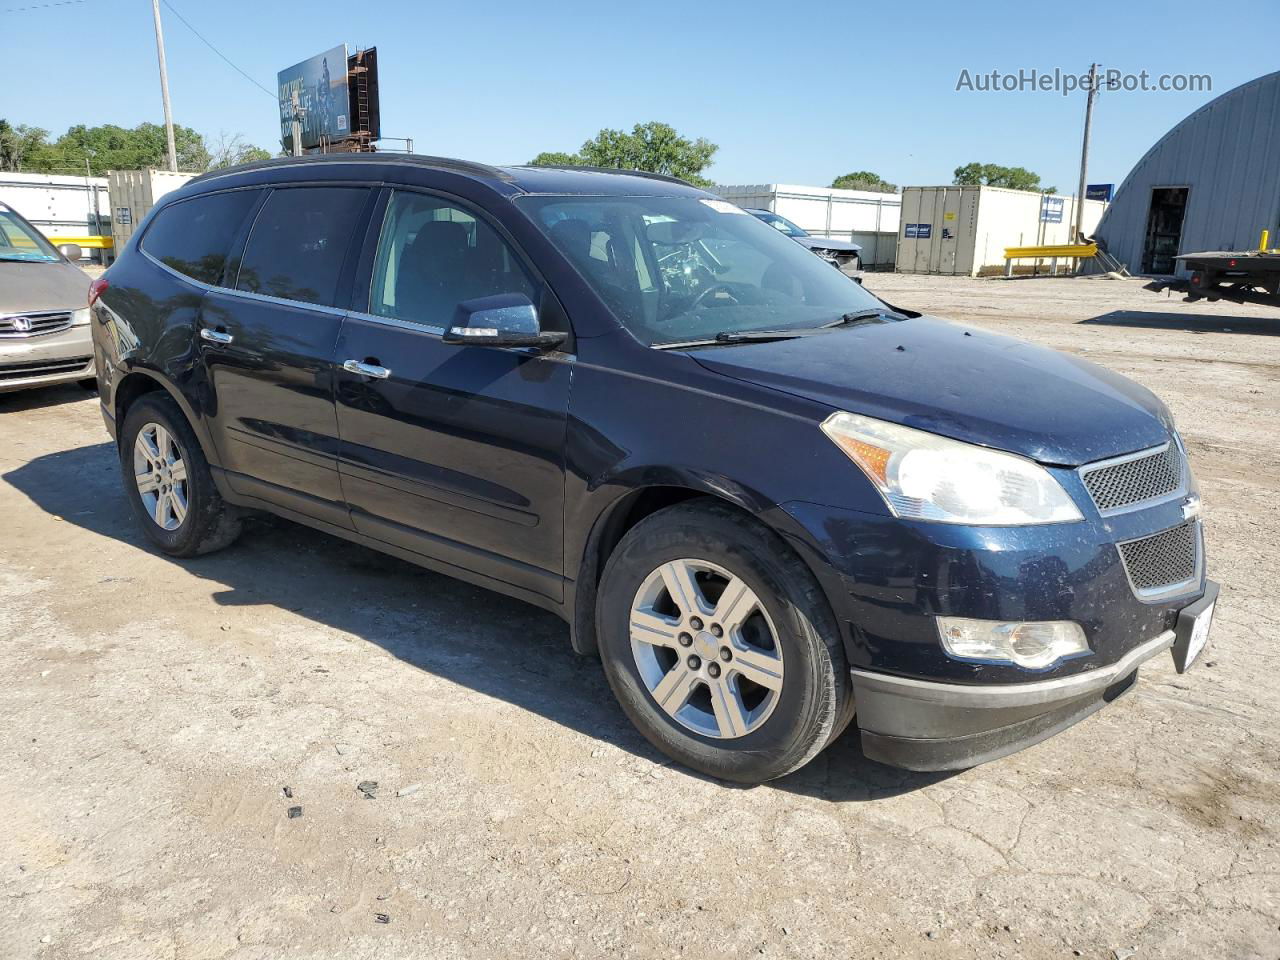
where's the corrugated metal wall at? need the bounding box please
[1094,71,1280,276]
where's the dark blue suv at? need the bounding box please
[89,156,1217,783]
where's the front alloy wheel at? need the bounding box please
[597,500,853,783]
[133,422,189,530]
[630,558,784,739]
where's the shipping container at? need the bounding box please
[108,169,196,256]
[714,183,902,269]
[0,171,110,261]
[896,185,1108,276]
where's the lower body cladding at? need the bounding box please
[0,323,94,394]
[779,499,1216,771]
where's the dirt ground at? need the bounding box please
[1,273,1277,960]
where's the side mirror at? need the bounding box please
[57,243,83,261]
[442,293,567,350]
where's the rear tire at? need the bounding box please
[596,499,852,783]
[119,393,241,557]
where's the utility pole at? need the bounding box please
[290,91,305,157]
[150,0,178,171]
[1074,62,1099,242]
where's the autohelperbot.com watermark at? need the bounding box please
[955,68,1212,97]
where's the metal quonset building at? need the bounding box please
[1094,70,1280,276]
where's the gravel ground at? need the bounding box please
[1,273,1276,959]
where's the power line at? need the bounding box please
[158,0,276,100]
[2,0,89,13]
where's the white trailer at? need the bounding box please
[895,185,1108,276]
[107,169,196,256]
[0,171,110,260]
[714,183,901,269]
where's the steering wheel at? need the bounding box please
[690,282,739,311]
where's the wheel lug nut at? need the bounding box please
[719,647,732,662]
[678,633,692,647]
[687,655,701,670]
[690,617,703,630]
[710,624,723,638]
[707,663,721,678]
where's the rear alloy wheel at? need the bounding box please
[120,393,242,557]
[598,500,852,783]
[133,422,189,531]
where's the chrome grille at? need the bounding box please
[0,311,73,338]
[1118,521,1199,594]
[0,356,92,381]
[1081,442,1183,513]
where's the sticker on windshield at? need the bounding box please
[699,199,748,215]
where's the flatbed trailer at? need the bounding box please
[1172,250,1280,307]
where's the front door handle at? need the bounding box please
[199,327,233,345]
[342,359,391,379]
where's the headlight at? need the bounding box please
[937,618,1089,669]
[71,308,90,325]
[821,411,1082,525]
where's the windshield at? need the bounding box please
[522,195,886,346]
[752,211,808,237]
[0,207,59,262]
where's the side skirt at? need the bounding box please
[212,466,571,624]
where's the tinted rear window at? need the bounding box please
[235,187,369,307]
[141,190,260,285]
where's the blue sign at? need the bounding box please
[1086,183,1114,202]
[1040,196,1064,223]
[904,223,932,239]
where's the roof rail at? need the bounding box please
[187,153,511,187]
[509,163,694,187]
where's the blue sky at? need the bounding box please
[7,0,1278,193]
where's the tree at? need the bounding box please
[953,162,1055,194]
[529,150,585,168]
[0,120,51,172]
[1,122,267,175]
[831,170,897,193]
[207,132,273,170]
[530,122,718,187]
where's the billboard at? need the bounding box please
[278,45,350,153]
[350,47,380,142]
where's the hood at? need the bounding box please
[0,260,91,314]
[794,236,861,254]
[686,316,1171,466]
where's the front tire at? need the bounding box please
[120,393,242,557]
[596,500,852,783]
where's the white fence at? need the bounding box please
[714,183,902,268]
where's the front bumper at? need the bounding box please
[853,625,1179,770]
[0,323,94,393]
[777,489,1213,770]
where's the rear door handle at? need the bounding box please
[199,328,233,345]
[342,359,391,379]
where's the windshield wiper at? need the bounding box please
[712,329,824,344]
[821,308,906,328]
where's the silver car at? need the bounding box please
[0,202,94,394]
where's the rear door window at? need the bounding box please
[235,187,369,307]
[140,190,261,284]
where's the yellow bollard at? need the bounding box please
[1261,229,1271,253]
